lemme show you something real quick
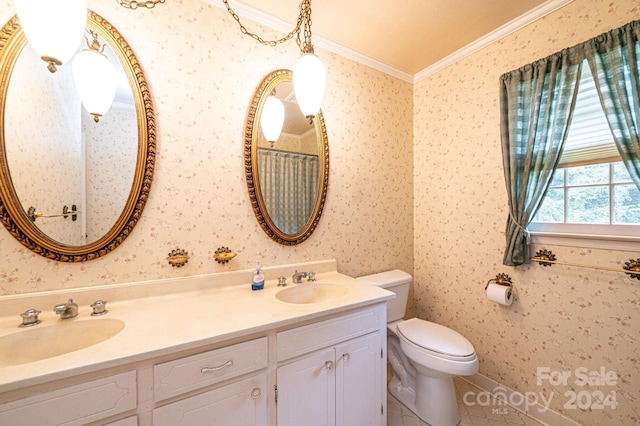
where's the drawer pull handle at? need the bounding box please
[324,361,333,370]
[342,353,350,361]
[201,360,233,373]
[251,387,262,399]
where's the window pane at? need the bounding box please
[567,186,609,223]
[566,163,609,185]
[613,184,640,224]
[612,161,633,183]
[535,188,564,222]
[549,169,564,187]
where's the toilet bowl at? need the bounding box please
[358,270,478,426]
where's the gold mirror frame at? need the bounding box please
[0,11,155,262]
[244,69,329,245]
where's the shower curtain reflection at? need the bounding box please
[258,148,319,235]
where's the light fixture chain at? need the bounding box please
[223,0,311,50]
[117,0,166,9]
[296,0,314,54]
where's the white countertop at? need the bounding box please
[0,260,394,394]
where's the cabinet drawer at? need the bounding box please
[153,373,267,426]
[0,371,136,426]
[154,337,268,401]
[277,304,384,361]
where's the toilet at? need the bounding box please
[357,270,478,426]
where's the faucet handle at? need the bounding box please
[278,276,287,287]
[90,300,108,316]
[20,309,41,327]
[307,272,316,282]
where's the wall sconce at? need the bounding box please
[13,0,87,73]
[260,91,285,146]
[72,30,117,123]
[223,0,326,123]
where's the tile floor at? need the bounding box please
[387,377,546,426]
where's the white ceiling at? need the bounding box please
[210,0,573,82]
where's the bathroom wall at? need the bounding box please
[413,0,640,424]
[84,107,137,242]
[0,0,413,294]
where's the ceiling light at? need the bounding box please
[223,0,325,122]
[14,0,87,73]
[72,30,117,123]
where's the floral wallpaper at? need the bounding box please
[413,0,640,424]
[84,107,137,241]
[0,0,413,296]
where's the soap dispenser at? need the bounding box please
[252,262,265,291]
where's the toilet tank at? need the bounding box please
[357,270,412,322]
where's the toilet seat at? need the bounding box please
[397,318,475,361]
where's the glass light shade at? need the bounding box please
[293,53,326,120]
[14,0,87,72]
[72,49,117,122]
[260,95,285,143]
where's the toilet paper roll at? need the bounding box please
[486,283,513,306]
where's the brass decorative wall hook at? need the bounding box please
[214,247,237,264]
[623,259,640,280]
[167,248,189,268]
[533,249,556,267]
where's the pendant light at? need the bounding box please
[260,93,285,147]
[223,0,326,122]
[293,52,325,123]
[14,0,87,73]
[72,31,117,123]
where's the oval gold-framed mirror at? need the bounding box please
[0,11,155,262]
[245,69,329,245]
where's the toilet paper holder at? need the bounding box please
[485,273,512,290]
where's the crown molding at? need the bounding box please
[413,0,574,83]
[206,0,574,84]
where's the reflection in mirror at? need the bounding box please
[245,69,329,245]
[0,11,155,262]
[5,35,135,245]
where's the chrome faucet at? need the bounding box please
[292,270,308,283]
[54,298,78,319]
[292,270,316,283]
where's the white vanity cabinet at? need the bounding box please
[275,304,386,426]
[152,337,268,426]
[0,280,390,426]
[0,371,137,426]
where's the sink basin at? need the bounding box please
[0,318,125,367]
[276,283,349,304]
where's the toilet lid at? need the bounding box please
[397,318,475,358]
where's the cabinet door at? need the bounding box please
[335,332,383,426]
[277,348,335,426]
[153,374,267,426]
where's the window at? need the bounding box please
[530,60,640,243]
